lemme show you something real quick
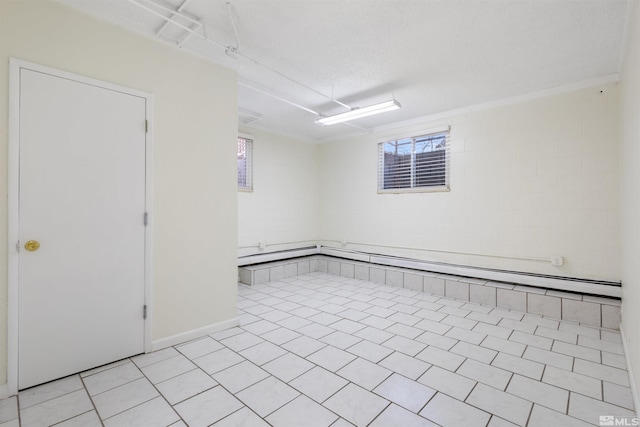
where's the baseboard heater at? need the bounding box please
[237,245,621,298]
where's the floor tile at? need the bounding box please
[568,392,636,425]
[266,395,338,427]
[542,366,602,399]
[578,335,624,355]
[141,355,196,384]
[239,341,288,366]
[307,345,357,372]
[603,381,635,410]
[211,407,269,427]
[369,404,438,427]
[289,366,349,403]
[262,352,315,382]
[417,366,476,401]
[527,404,591,427]
[19,375,85,408]
[378,352,431,380]
[320,331,363,349]
[466,383,532,426]
[156,368,218,405]
[103,396,179,427]
[385,323,423,339]
[337,358,392,390]
[282,335,327,357]
[55,410,102,427]
[242,320,282,336]
[506,374,568,413]
[174,386,244,427]
[508,330,552,350]
[472,322,512,339]
[573,358,630,386]
[92,377,158,419]
[298,323,336,339]
[354,327,395,344]
[346,340,394,363]
[0,397,17,424]
[193,348,245,374]
[261,327,302,345]
[491,352,544,380]
[523,346,573,370]
[551,341,601,363]
[373,373,436,412]
[221,332,265,352]
[419,392,491,427]
[457,359,512,390]
[382,335,427,356]
[450,341,497,363]
[415,346,466,371]
[20,390,93,427]
[131,347,179,368]
[176,337,224,359]
[213,361,270,393]
[324,384,390,427]
[602,351,627,369]
[236,376,300,417]
[414,330,458,350]
[480,335,525,357]
[1,274,635,427]
[535,326,578,344]
[444,327,486,345]
[487,416,519,427]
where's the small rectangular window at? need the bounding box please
[238,136,253,191]
[378,130,450,193]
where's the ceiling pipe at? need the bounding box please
[127,0,355,114]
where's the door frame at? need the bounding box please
[7,58,154,394]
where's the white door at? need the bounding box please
[17,67,147,389]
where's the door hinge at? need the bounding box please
[16,241,20,252]
[144,212,148,226]
[143,305,147,319]
[145,120,148,133]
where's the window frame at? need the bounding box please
[377,127,450,194]
[237,134,253,192]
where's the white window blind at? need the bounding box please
[378,130,450,192]
[237,136,253,190]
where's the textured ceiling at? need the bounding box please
[56,0,630,142]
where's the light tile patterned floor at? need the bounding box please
[0,272,635,426]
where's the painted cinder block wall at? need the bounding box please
[319,83,620,283]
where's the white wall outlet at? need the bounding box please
[551,256,564,266]
[258,241,266,250]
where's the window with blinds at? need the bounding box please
[378,129,450,192]
[237,136,253,191]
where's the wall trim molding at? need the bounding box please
[620,324,640,417]
[151,317,240,352]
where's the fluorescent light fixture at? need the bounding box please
[316,99,401,126]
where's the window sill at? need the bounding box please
[377,186,450,194]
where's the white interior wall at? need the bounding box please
[238,127,320,258]
[620,0,640,408]
[0,0,238,387]
[319,83,621,283]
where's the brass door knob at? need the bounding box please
[24,240,40,251]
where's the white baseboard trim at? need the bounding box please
[151,317,240,352]
[0,383,10,399]
[620,324,640,417]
